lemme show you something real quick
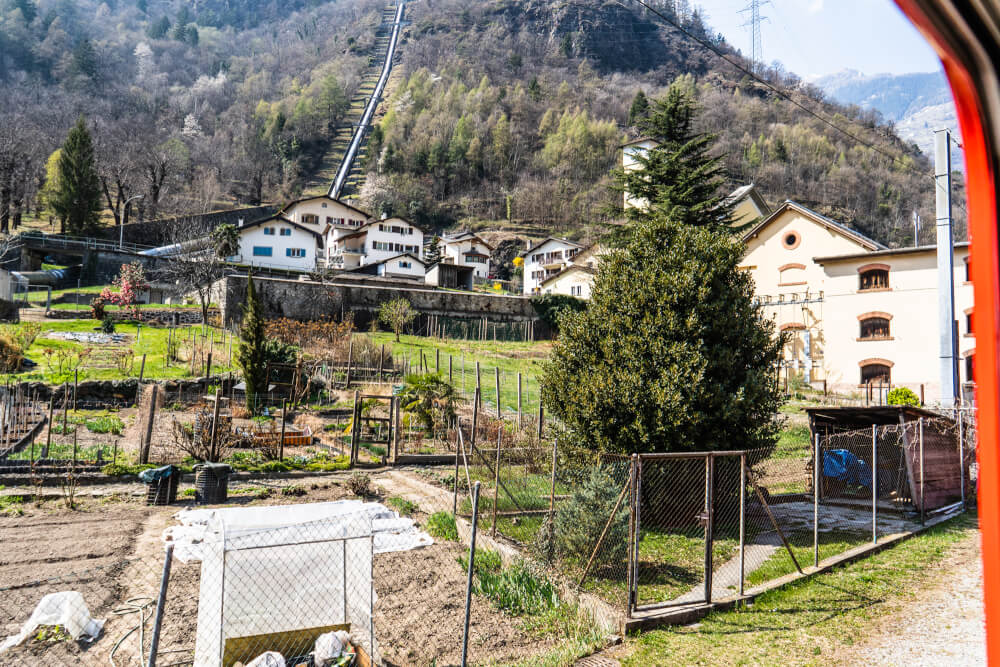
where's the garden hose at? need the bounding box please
[109,596,155,667]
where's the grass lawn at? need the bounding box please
[620,514,977,666]
[773,425,812,459]
[11,319,236,383]
[371,332,551,415]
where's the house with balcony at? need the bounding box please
[439,231,493,279]
[519,237,585,295]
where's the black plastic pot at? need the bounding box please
[194,463,231,504]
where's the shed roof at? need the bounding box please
[806,405,952,429]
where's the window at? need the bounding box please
[860,363,891,385]
[782,231,801,249]
[399,261,411,269]
[302,214,319,224]
[965,258,971,282]
[285,248,306,258]
[263,227,275,236]
[859,266,890,291]
[326,216,333,224]
[967,354,976,384]
[968,311,974,335]
[859,317,891,340]
[280,228,291,236]
[321,203,328,208]
[252,246,272,257]
[779,263,806,286]
[571,285,582,296]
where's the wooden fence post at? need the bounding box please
[350,390,361,467]
[492,425,501,538]
[140,385,158,464]
[517,372,522,429]
[73,369,78,411]
[537,403,544,440]
[449,355,453,384]
[279,399,287,462]
[44,394,54,457]
[346,336,354,387]
[495,367,501,419]
[209,388,222,462]
[378,344,385,383]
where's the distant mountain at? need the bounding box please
[813,69,958,156]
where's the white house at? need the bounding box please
[232,216,325,272]
[622,137,659,210]
[365,217,424,264]
[355,253,427,280]
[439,231,493,279]
[520,237,585,295]
[539,265,595,298]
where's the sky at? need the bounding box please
[693,0,942,79]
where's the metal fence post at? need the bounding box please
[460,481,482,667]
[627,454,637,616]
[814,434,820,568]
[147,543,175,667]
[919,418,926,525]
[704,454,714,604]
[739,452,746,597]
[872,424,877,544]
[958,408,966,507]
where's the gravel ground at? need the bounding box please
[837,530,985,666]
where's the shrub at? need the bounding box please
[475,561,558,616]
[0,329,24,373]
[347,472,371,496]
[531,293,587,332]
[387,496,419,515]
[101,316,116,334]
[887,386,921,406]
[280,484,307,497]
[553,467,628,566]
[398,373,456,437]
[426,511,458,541]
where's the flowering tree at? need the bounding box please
[93,262,148,320]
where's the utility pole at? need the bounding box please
[935,128,958,408]
[740,0,770,75]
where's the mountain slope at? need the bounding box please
[813,69,958,155]
[356,0,952,246]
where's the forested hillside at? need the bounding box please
[0,0,961,247]
[359,0,959,246]
[0,0,382,229]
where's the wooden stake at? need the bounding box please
[279,399,287,462]
[346,336,354,387]
[517,372,522,429]
[495,367,501,419]
[209,388,222,462]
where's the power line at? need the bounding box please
[618,0,967,214]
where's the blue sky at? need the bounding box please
[693,0,942,78]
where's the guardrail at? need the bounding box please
[18,232,156,255]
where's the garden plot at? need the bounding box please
[0,480,568,666]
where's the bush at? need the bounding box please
[457,551,558,616]
[553,467,628,566]
[531,293,588,332]
[887,386,921,406]
[426,511,458,541]
[347,472,371,496]
[101,316,116,334]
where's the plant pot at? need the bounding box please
[194,463,231,504]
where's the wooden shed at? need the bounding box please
[806,406,967,514]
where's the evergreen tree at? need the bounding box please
[70,39,99,82]
[541,209,784,456]
[612,76,734,234]
[52,117,102,235]
[425,236,442,266]
[147,16,170,39]
[235,273,269,415]
[627,90,649,127]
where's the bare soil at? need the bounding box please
[0,474,557,667]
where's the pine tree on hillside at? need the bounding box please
[52,117,102,235]
[627,90,649,127]
[236,273,269,415]
[611,76,734,237]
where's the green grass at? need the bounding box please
[458,550,558,616]
[7,319,237,383]
[744,529,872,588]
[0,493,25,516]
[371,332,550,415]
[426,511,459,541]
[622,514,977,667]
[84,415,124,434]
[386,496,419,515]
[773,425,812,460]
[9,440,111,461]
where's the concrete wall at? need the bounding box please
[220,274,543,331]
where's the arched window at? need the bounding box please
[859,317,891,340]
[779,263,806,286]
[859,268,889,291]
[860,362,891,385]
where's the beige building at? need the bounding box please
[742,200,973,403]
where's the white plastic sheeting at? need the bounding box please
[165,501,431,667]
[164,500,432,563]
[0,592,105,653]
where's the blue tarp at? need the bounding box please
[138,465,176,483]
[822,449,872,488]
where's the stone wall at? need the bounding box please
[43,308,218,324]
[219,274,547,334]
[18,374,236,404]
[93,206,278,247]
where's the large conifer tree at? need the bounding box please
[53,117,102,235]
[613,76,735,235]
